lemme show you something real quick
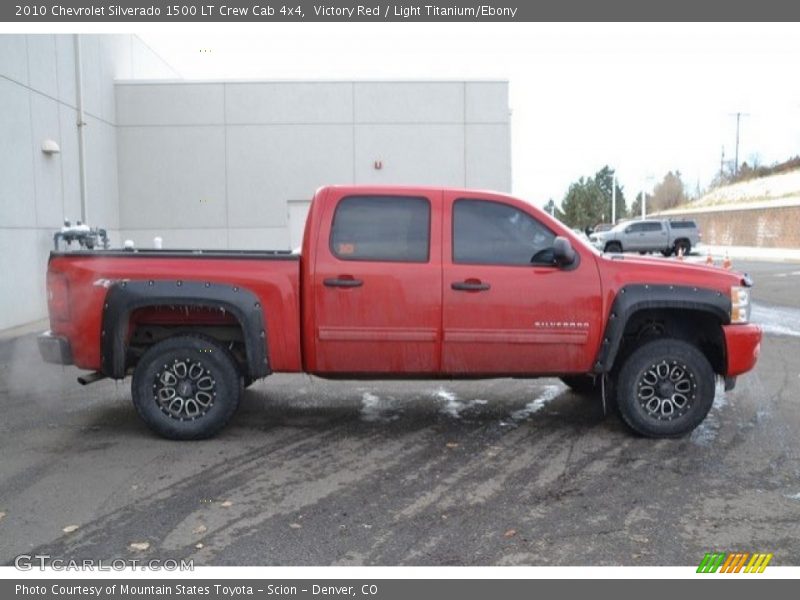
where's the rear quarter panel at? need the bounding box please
[48,254,302,373]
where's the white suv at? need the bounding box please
[589,219,701,256]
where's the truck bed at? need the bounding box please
[46,249,303,374]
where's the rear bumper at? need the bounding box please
[723,323,762,377]
[37,330,73,365]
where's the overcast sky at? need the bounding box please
[140,23,800,209]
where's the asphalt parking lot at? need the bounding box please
[1,259,798,567]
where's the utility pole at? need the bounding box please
[720,146,725,179]
[730,112,750,175]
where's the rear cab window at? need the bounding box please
[670,221,696,229]
[330,195,431,262]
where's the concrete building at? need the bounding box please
[0,34,511,331]
[0,34,178,331]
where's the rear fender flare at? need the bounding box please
[100,279,269,380]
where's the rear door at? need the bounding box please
[441,192,602,375]
[645,221,669,250]
[312,190,442,375]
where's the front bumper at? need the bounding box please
[723,323,762,377]
[37,330,73,365]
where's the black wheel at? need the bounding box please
[131,335,242,440]
[661,249,673,257]
[615,339,715,438]
[560,375,600,395]
[605,241,623,253]
[674,240,691,256]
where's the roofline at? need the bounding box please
[114,78,510,86]
[317,184,520,199]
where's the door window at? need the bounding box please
[453,199,555,266]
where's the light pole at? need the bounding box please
[611,173,616,225]
[641,174,654,220]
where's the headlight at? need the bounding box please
[730,286,750,324]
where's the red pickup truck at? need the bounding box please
[39,185,762,440]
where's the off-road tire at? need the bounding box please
[615,339,715,438]
[131,335,242,440]
[674,239,692,256]
[605,241,623,253]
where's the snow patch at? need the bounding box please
[751,303,800,338]
[510,384,564,421]
[434,389,487,419]
[690,381,728,447]
[785,492,800,501]
[359,392,397,423]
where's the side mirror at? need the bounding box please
[553,236,576,267]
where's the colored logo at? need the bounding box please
[697,552,773,573]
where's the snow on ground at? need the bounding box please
[509,384,565,422]
[359,391,398,423]
[434,388,487,419]
[751,303,800,338]
[690,380,728,447]
[688,244,800,263]
[662,168,800,212]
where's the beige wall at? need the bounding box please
[665,205,800,248]
[115,80,512,251]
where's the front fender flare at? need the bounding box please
[593,284,731,373]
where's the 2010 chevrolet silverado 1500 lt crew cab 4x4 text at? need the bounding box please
[38,185,762,440]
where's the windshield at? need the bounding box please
[613,221,632,232]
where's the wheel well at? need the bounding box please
[126,305,248,375]
[605,240,622,251]
[673,237,690,248]
[614,308,725,374]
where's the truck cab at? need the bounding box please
[303,186,602,377]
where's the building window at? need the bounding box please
[330,195,431,262]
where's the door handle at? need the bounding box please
[451,281,491,292]
[324,277,363,288]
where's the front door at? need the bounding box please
[441,192,602,375]
[312,190,442,375]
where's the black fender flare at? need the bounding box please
[593,284,731,373]
[100,279,269,380]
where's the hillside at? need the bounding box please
[659,168,800,215]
